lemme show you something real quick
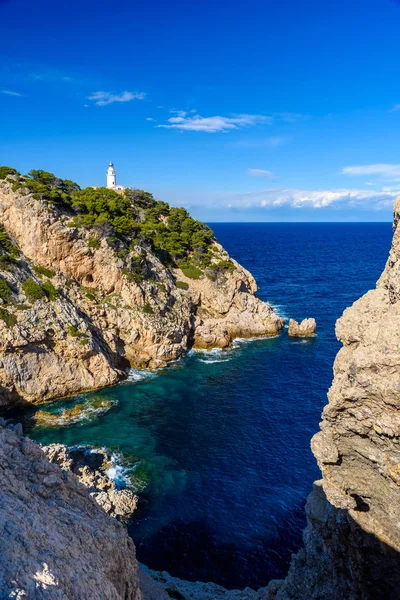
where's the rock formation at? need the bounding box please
[0,177,284,408]
[42,443,138,521]
[260,197,400,598]
[139,565,259,600]
[288,317,316,337]
[0,421,142,599]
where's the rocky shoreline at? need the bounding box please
[41,443,139,521]
[2,166,400,599]
[0,176,284,409]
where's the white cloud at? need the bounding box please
[88,91,146,106]
[1,90,21,97]
[247,168,274,178]
[229,188,398,210]
[342,164,400,178]
[156,111,271,133]
[389,104,400,112]
[146,117,156,121]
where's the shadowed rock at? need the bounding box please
[259,196,400,599]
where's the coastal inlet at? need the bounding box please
[19,223,392,590]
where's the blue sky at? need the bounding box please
[1,0,400,221]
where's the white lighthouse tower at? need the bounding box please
[106,161,116,188]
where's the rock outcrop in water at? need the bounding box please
[0,421,142,599]
[42,443,138,521]
[0,175,283,409]
[261,199,400,598]
[288,317,316,337]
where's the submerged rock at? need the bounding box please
[288,318,316,337]
[42,443,138,521]
[0,424,141,599]
[33,397,115,427]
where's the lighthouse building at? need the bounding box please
[106,162,125,191]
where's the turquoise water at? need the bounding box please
[14,223,393,589]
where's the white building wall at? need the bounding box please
[106,163,116,188]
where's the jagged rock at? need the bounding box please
[42,443,138,521]
[139,564,259,600]
[288,318,316,337]
[0,180,284,408]
[0,425,142,599]
[260,197,400,598]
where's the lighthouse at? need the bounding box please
[106,161,116,188]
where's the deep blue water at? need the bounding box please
[20,223,392,590]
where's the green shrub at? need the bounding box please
[84,291,96,301]
[0,277,12,303]
[87,236,101,249]
[176,280,189,290]
[115,248,129,259]
[33,265,56,278]
[15,304,29,310]
[0,167,19,180]
[79,337,89,346]
[122,268,144,283]
[0,225,19,260]
[67,325,81,337]
[180,265,203,279]
[22,170,80,207]
[11,181,24,192]
[0,308,17,328]
[0,256,14,271]
[22,278,43,301]
[215,259,235,272]
[42,280,59,301]
[143,303,154,314]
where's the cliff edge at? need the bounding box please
[261,201,400,598]
[0,421,142,599]
[0,169,283,408]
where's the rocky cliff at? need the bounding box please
[0,421,142,599]
[0,174,283,408]
[261,198,400,598]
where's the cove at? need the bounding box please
[21,223,392,590]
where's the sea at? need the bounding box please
[17,223,393,590]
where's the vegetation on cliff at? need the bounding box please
[0,166,236,278]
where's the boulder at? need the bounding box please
[288,318,316,337]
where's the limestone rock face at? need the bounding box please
[0,180,284,408]
[0,423,142,599]
[260,197,400,599]
[139,564,259,600]
[288,317,316,337]
[42,443,138,521]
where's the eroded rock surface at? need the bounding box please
[288,317,316,337]
[139,565,260,600]
[260,196,400,599]
[42,443,138,521]
[0,180,283,408]
[0,422,142,599]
